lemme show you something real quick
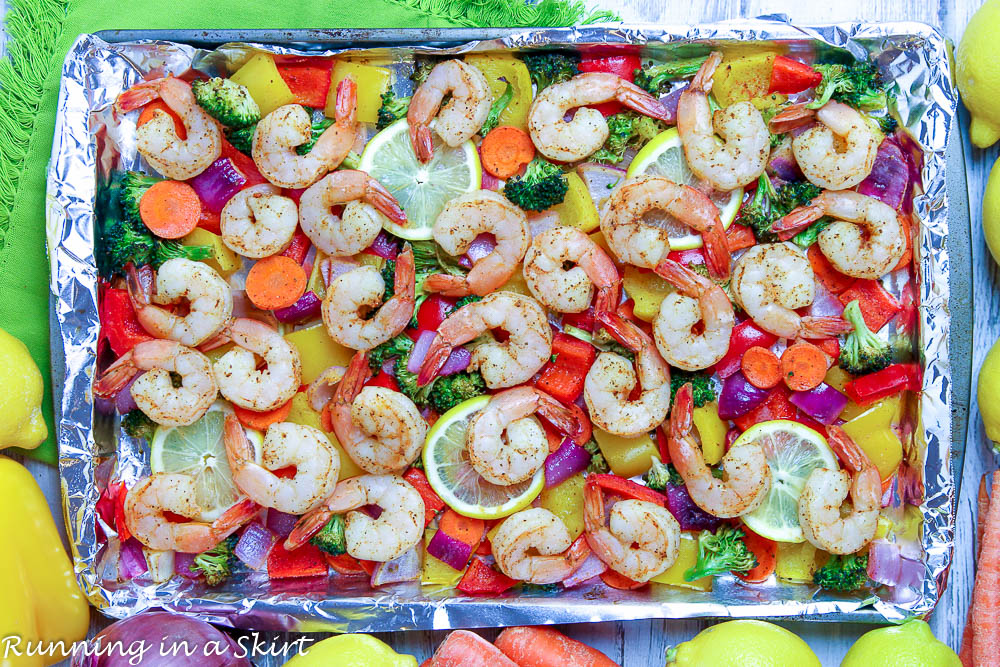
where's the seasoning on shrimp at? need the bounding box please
[408,60,493,162]
[220,184,298,259]
[522,225,621,315]
[212,318,302,412]
[491,508,590,584]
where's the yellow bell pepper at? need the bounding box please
[498,266,533,296]
[841,395,904,480]
[285,634,417,667]
[0,457,89,666]
[327,61,392,125]
[592,428,659,478]
[824,366,868,421]
[774,541,819,583]
[712,53,779,107]
[421,528,464,588]
[181,228,242,278]
[465,54,533,131]
[284,324,354,385]
[306,251,328,300]
[552,172,600,232]
[284,393,362,480]
[539,473,586,540]
[651,532,711,590]
[622,266,673,322]
[692,402,727,466]
[230,53,296,116]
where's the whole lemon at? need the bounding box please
[983,157,1000,265]
[667,620,820,666]
[980,334,1000,447]
[841,619,960,666]
[957,0,1000,148]
[284,634,417,667]
[0,327,48,449]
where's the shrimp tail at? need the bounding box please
[536,391,592,446]
[422,273,472,297]
[826,424,876,474]
[596,310,651,353]
[115,77,168,112]
[197,324,234,353]
[212,497,261,533]
[334,351,372,406]
[409,122,434,164]
[394,245,417,301]
[364,177,407,226]
[617,82,673,122]
[701,219,731,280]
[582,479,607,533]
[417,334,452,386]
[334,76,358,127]
[799,315,854,339]
[690,52,723,93]
[125,263,154,310]
[653,258,708,297]
[669,382,694,440]
[93,351,138,398]
[284,507,333,551]
[593,282,622,321]
[223,414,253,471]
[768,103,815,134]
[772,204,825,238]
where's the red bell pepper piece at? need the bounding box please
[807,245,854,294]
[812,337,840,364]
[667,248,706,267]
[767,56,822,94]
[535,332,598,404]
[197,208,221,235]
[280,228,312,265]
[403,468,446,527]
[365,370,401,393]
[282,187,308,204]
[838,279,902,332]
[655,425,670,464]
[416,294,457,331]
[844,363,921,406]
[457,557,519,595]
[100,288,154,356]
[733,385,797,432]
[715,321,779,379]
[220,137,268,187]
[726,223,756,253]
[324,553,368,576]
[734,528,777,582]
[267,542,328,579]
[579,54,642,116]
[275,58,334,109]
[588,474,667,507]
[562,305,596,333]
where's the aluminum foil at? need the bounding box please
[46,18,958,631]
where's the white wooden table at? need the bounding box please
[0,0,991,664]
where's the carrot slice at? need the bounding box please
[232,398,294,431]
[780,342,827,392]
[972,471,1000,665]
[480,126,535,180]
[137,100,186,140]
[734,528,777,583]
[495,627,618,667]
[741,346,782,389]
[137,180,201,239]
[430,630,517,667]
[599,569,646,590]
[438,509,485,548]
[245,255,307,310]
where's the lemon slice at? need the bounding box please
[625,128,743,251]
[736,420,839,543]
[358,119,481,241]
[150,403,262,522]
[423,395,544,520]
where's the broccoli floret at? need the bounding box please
[191,535,238,586]
[839,299,892,375]
[309,514,347,556]
[670,370,716,409]
[590,112,666,165]
[876,114,898,135]
[643,455,674,492]
[737,174,823,243]
[813,553,869,591]
[191,77,260,128]
[368,333,414,372]
[792,220,832,248]
[807,61,891,111]
[504,157,569,211]
[633,56,710,95]
[583,438,609,474]
[520,51,580,91]
[121,409,156,441]
[394,357,436,407]
[480,80,514,136]
[454,295,482,310]
[119,171,162,226]
[683,526,757,581]
[377,90,411,131]
[428,371,487,414]
[226,124,256,155]
[411,60,436,86]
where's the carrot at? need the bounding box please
[741,346,782,389]
[735,528,777,583]
[430,630,517,667]
[807,244,854,294]
[494,626,619,667]
[245,255,307,310]
[972,471,1000,665]
[232,397,294,431]
[962,475,993,665]
[438,509,485,548]
[480,126,535,180]
[599,569,646,590]
[780,342,827,391]
[893,213,913,272]
[137,100,186,139]
[138,180,201,239]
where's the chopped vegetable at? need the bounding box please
[741,345,782,389]
[670,369,717,408]
[99,287,153,355]
[807,244,855,294]
[431,630,517,666]
[308,515,347,556]
[410,59,437,86]
[225,124,256,154]
[837,279,902,332]
[839,299,892,375]
[234,522,277,570]
[376,90,410,130]
[781,342,828,392]
[737,173,823,243]
[735,529,777,583]
[119,171,163,225]
[535,332,597,404]
[136,180,202,239]
[767,56,823,94]
[520,51,581,91]
[481,126,536,179]
[229,53,296,116]
[588,473,667,507]
[583,438,609,474]
[789,382,849,425]
[591,428,658,478]
[495,626,619,667]
[718,371,772,419]
[457,557,519,595]
[275,58,334,109]
[427,371,487,414]
[633,56,710,95]
[480,80,515,136]
[732,385,797,432]
[684,525,757,581]
[544,438,592,488]
[716,320,779,378]
[191,534,239,586]
[813,553,869,591]
[138,100,185,138]
[426,527,474,571]
[403,467,445,526]
[121,409,156,441]
[267,541,328,579]
[191,77,260,128]
[664,480,722,532]
[245,255,307,310]
[642,455,679,492]
[792,219,832,248]
[808,60,892,111]
[844,362,921,406]
[590,111,666,164]
[579,54,643,116]
[503,157,569,211]
[368,333,414,371]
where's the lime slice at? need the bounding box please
[625,128,743,251]
[736,420,839,543]
[423,395,544,520]
[150,403,262,522]
[359,119,481,241]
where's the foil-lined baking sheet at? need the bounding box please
[46,18,959,631]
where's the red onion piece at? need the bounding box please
[427,528,473,571]
[407,330,437,375]
[118,537,148,580]
[365,230,400,260]
[789,383,848,425]
[665,482,723,532]
[857,139,910,211]
[658,84,686,124]
[527,209,561,238]
[717,372,771,420]
[174,551,199,579]
[307,365,346,412]
[543,438,591,488]
[438,346,472,376]
[808,280,845,318]
[563,551,607,587]
[265,509,299,539]
[481,169,502,192]
[371,544,422,586]
[321,256,360,288]
[188,157,246,213]
[234,522,276,570]
[274,291,322,323]
[382,358,397,376]
[115,373,140,415]
[465,233,497,264]
[577,163,627,216]
[867,539,923,593]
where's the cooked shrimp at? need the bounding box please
[322,246,415,351]
[417,291,552,389]
[584,312,671,437]
[213,318,301,412]
[252,78,358,189]
[773,190,906,280]
[298,170,407,256]
[731,243,853,340]
[491,508,590,584]
[599,175,730,279]
[583,480,680,582]
[285,474,424,562]
[94,340,217,427]
[327,352,426,474]
[677,52,769,192]
[668,383,771,518]
[467,386,587,486]
[220,184,298,259]
[652,258,734,371]
[798,425,880,554]
[528,72,672,162]
[126,259,232,347]
[422,190,529,297]
[116,76,221,180]
[223,415,340,515]
[522,225,621,314]
[790,100,879,190]
[408,60,492,162]
[124,473,259,552]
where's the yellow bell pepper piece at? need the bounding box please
[592,428,659,478]
[464,54,533,131]
[539,473,586,540]
[774,541,819,583]
[181,227,242,278]
[623,266,673,322]
[552,172,600,232]
[874,515,893,541]
[284,393,362,480]
[0,457,89,666]
[498,266,532,296]
[892,505,923,543]
[327,61,391,125]
[306,251,328,300]
[284,324,354,385]
[751,92,787,110]
[841,395,903,480]
[285,634,417,667]
[692,402,727,466]
[230,53,296,116]
[712,53,779,107]
[421,528,464,587]
[651,532,711,590]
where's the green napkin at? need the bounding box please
[0,0,615,464]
